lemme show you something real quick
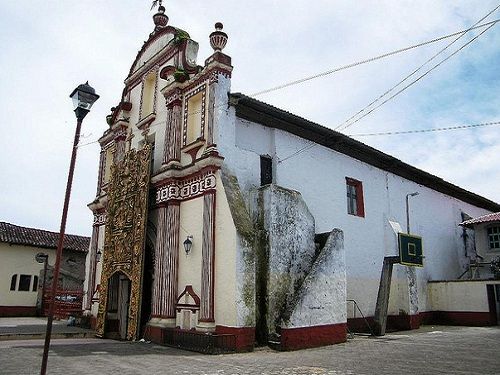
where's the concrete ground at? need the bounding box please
[0,325,499,375]
[0,317,93,340]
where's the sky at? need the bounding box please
[0,1,499,236]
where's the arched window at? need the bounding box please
[10,275,17,291]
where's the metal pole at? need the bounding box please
[406,194,410,235]
[40,114,85,375]
[41,257,48,314]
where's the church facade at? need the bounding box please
[83,5,500,351]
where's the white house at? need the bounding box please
[83,4,500,351]
[0,222,89,317]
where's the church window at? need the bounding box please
[346,177,364,217]
[260,155,273,186]
[10,275,17,291]
[141,71,156,119]
[487,226,500,250]
[18,274,31,292]
[186,92,203,144]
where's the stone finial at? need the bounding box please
[209,22,228,52]
[153,5,169,29]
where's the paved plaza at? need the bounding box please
[0,325,499,374]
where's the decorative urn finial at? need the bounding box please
[152,1,168,29]
[209,22,228,52]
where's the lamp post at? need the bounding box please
[406,192,419,234]
[35,253,49,315]
[40,82,99,375]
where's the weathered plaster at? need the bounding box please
[220,168,256,327]
[286,229,347,328]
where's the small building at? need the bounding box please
[0,222,89,317]
[460,212,500,278]
[83,4,500,351]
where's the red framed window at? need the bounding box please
[346,177,365,217]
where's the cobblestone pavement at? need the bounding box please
[1,326,499,375]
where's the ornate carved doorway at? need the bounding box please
[95,145,152,340]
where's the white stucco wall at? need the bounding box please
[428,280,500,312]
[178,198,204,298]
[0,244,56,307]
[214,175,238,326]
[217,114,492,318]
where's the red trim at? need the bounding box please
[176,285,201,305]
[145,325,255,352]
[0,306,37,317]
[160,65,177,80]
[430,311,497,326]
[280,323,346,351]
[128,26,180,77]
[144,324,164,343]
[215,326,255,352]
[90,316,97,330]
[346,177,365,217]
[348,310,498,333]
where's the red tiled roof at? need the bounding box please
[0,222,89,253]
[460,212,500,227]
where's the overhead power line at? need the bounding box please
[279,15,499,163]
[348,121,500,137]
[334,22,497,133]
[335,4,500,132]
[250,18,500,97]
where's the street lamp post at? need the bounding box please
[406,192,419,234]
[35,253,49,315]
[40,82,99,375]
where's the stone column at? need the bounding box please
[150,202,180,326]
[84,225,100,312]
[96,149,106,195]
[114,127,128,164]
[198,192,216,330]
[206,83,216,147]
[163,93,182,165]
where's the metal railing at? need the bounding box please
[42,289,83,318]
[346,299,375,337]
[162,329,237,354]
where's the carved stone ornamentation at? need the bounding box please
[95,145,152,340]
[209,23,228,52]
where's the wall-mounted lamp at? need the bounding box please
[406,192,420,234]
[96,250,102,262]
[183,236,193,255]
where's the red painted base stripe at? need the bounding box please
[215,325,255,352]
[280,323,346,351]
[0,306,37,317]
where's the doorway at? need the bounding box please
[106,272,131,340]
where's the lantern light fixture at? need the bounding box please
[183,236,193,255]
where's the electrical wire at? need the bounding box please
[278,18,498,163]
[348,121,500,137]
[335,4,500,132]
[336,22,497,133]
[250,18,500,97]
